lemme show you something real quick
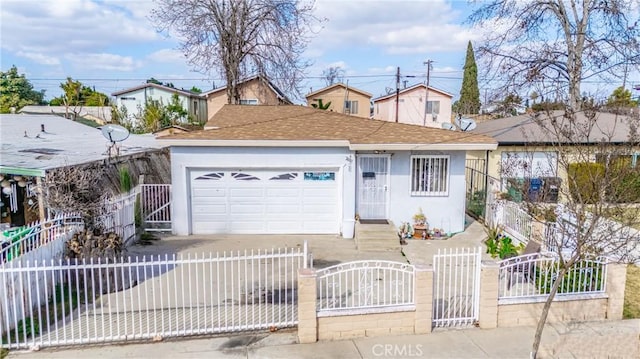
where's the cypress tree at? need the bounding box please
[459,41,481,114]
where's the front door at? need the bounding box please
[357,155,389,219]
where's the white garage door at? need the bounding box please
[190,169,339,234]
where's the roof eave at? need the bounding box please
[161,139,352,147]
[349,143,498,151]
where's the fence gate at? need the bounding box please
[140,184,172,232]
[1,243,309,350]
[432,247,482,328]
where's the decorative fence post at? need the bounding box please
[297,267,318,344]
[414,264,433,334]
[478,260,500,329]
[605,263,627,320]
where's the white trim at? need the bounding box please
[498,293,608,305]
[350,143,497,151]
[161,139,351,147]
[316,305,415,317]
[160,140,497,151]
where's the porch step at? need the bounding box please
[355,221,402,252]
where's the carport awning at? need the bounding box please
[0,166,45,177]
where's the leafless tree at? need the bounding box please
[469,0,640,111]
[151,0,320,103]
[322,66,345,86]
[498,108,640,358]
[42,165,112,231]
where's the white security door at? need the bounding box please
[190,169,339,234]
[357,155,389,219]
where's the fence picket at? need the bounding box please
[1,242,309,350]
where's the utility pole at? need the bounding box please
[395,67,400,123]
[422,59,433,126]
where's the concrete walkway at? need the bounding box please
[402,216,492,266]
[8,319,640,358]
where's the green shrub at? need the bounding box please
[535,261,604,294]
[484,227,523,259]
[119,166,132,193]
[568,162,605,203]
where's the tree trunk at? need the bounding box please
[531,260,574,358]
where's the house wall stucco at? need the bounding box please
[206,78,284,120]
[373,87,452,129]
[305,86,371,118]
[385,150,467,234]
[170,146,356,236]
[115,87,207,124]
[170,147,467,236]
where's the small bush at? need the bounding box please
[568,162,605,203]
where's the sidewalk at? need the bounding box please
[8,319,640,359]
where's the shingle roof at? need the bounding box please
[471,111,640,145]
[159,105,497,150]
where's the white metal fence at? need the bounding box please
[432,247,482,328]
[99,190,137,244]
[0,213,83,264]
[140,184,171,232]
[501,201,533,244]
[497,253,607,300]
[316,261,415,314]
[0,243,309,349]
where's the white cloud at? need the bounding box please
[308,0,472,57]
[16,51,60,66]
[66,53,142,71]
[0,0,158,55]
[146,48,186,64]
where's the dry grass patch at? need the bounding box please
[623,265,640,319]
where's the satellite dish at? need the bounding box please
[441,122,456,131]
[455,117,477,132]
[99,124,130,143]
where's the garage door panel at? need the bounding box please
[192,204,227,214]
[191,169,339,234]
[193,221,228,233]
[266,188,300,197]
[192,188,227,197]
[229,204,264,215]
[266,204,300,213]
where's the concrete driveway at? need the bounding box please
[128,234,408,269]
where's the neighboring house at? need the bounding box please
[305,83,372,118]
[467,111,640,202]
[159,105,497,237]
[112,83,208,124]
[18,105,112,123]
[203,75,292,120]
[0,114,168,227]
[372,84,453,129]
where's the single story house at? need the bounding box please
[112,83,208,124]
[305,83,372,118]
[203,75,291,120]
[467,111,640,202]
[160,105,497,238]
[372,84,453,129]
[0,114,169,227]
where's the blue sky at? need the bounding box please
[1,0,638,103]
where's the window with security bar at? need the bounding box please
[411,155,449,196]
